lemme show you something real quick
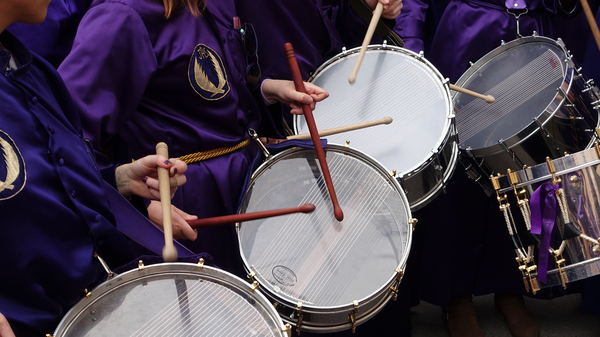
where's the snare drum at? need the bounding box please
[294,44,457,211]
[454,34,600,194]
[493,146,600,289]
[53,263,290,337]
[237,144,413,333]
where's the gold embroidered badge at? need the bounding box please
[0,130,25,200]
[188,44,230,100]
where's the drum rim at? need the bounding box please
[495,146,600,192]
[293,44,455,178]
[236,144,413,311]
[53,262,287,337]
[454,34,574,154]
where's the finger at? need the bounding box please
[169,158,187,175]
[172,208,199,241]
[168,174,187,189]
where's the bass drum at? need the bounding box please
[454,34,600,195]
[53,263,290,337]
[294,44,457,211]
[237,144,413,333]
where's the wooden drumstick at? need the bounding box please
[580,0,600,53]
[156,142,178,262]
[288,116,393,140]
[187,204,316,228]
[284,42,344,221]
[449,83,495,103]
[348,1,384,84]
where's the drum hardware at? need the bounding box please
[492,173,541,294]
[388,267,404,301]
[295,302,304,334]
[249,128,273,160]
[197,257,205,269]
[349,300,360,333]
[499,139,526,169]
[506,8,529,37]
[551,249,569,289]
[410,218,418,232]
[389,169,397,177]
[93,252,115,280]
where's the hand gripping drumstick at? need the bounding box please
[449,83,495,103]
[348,1,384,84]
[187,204,316,228]
[581,0,600,53]
[284,42,344,221]
[288,116,393,140]
[156,142,178,262]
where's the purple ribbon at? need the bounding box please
[530,181,560,283]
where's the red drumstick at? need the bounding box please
[284,42,344,221]
[186,204,316,228]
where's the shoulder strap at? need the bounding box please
[348,0,405,47]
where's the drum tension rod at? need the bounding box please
[246,271,259,292]
[552,251,569,289]
[349,300,359,333]
[546,157,561,186]
[389,267,405,301]
[296,302,304,335]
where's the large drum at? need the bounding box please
[492,145,600,290]
[237,144,413,333]
[294,44,457,211]
[454,34,600,195]
[53,262,291,337]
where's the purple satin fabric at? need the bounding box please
[530,181,560,283]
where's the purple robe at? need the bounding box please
[0,31,136,336]
[58,0,275,275]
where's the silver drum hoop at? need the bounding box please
[53,263,290,337]
[294,45,457,211]
[237,144,412,333]
[454,35,600,187]
[493,146,600,289]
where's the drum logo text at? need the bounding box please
[272,266,297,286]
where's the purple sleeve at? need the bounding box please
[58,1,157,167]
[394,0,429,53]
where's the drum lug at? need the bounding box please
[137,260,145,271]
[295,302,304,335]
[388,267,405,301]
[409,218,418,232]
[525,264,541,294]
[389,169,397,177]
[348,300,360,333]
[281,324,292,335]
[197,257,205,270]
[249,280,259,292]
[553,252,569,289]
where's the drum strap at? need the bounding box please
[348,0,405,47]
[178,138,251,164]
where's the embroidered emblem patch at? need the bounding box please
[188,44,230,101]
[0,130,26,200]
